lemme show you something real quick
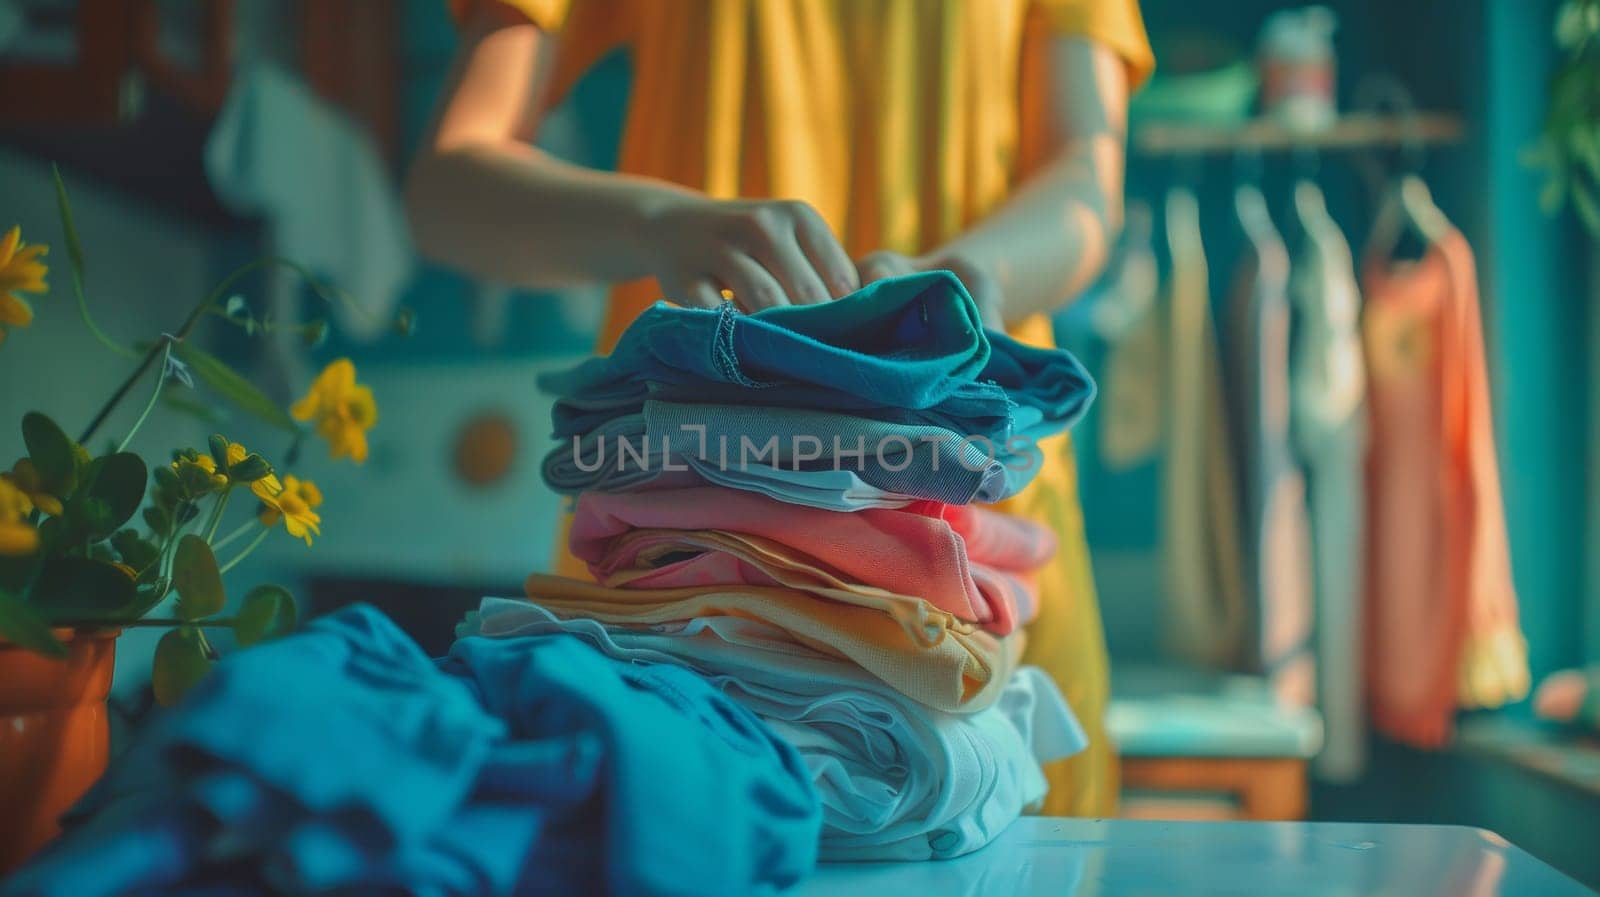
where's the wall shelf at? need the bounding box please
[1134,113,1465,155]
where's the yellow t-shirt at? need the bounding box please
[453,0,1152,816]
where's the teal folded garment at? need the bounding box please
[538,271,1094,447]
[2,605,820,897]
[445,633,821,896]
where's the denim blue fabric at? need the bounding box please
[466,600,1087,862]
[541,400,1043,505]
[537,271,1095,448]
[1,605,819,897]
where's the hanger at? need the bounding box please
[1292,175,1334,238]
[1355,75,1454,257]
[1233,145,1276,243]
[1399,173,1450,243]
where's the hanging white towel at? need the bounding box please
[205,64,413,341]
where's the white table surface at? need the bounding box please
[791,817,1595,896]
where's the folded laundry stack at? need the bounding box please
[472,271,1099,860]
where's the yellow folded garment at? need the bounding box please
[598,528,964,649]
[522,573,1021,713]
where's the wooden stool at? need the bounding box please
[1109,665,1323,821]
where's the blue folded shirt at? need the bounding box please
[537,271,1095,449]
[1,606,819,897]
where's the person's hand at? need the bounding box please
[855,249,1005,329]
[640,196,860,311]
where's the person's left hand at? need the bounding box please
[855,250,1005,330]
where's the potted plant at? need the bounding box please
[0,167,394,872]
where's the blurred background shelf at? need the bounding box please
[1134,112,1465,154]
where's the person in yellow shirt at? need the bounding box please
[407,0,1153,816]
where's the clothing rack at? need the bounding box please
[1133,113,1463,155]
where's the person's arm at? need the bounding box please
[404,8,858,308]
[857,36,1129,327]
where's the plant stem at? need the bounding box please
[211,518,260,552]
[54,165,140,361]
[202,489,232,543]
[79,337,169,445]
[78,256,315,446]
[218,526,272,575]
[115,342,170,453]
[155,511,197,594]
[74,282,138,359]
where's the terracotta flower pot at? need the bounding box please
[0,628,117,875]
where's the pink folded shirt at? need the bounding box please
[570,488,1055,635]
[908,502,1058,572]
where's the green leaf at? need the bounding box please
[29,557,140,623]
[52,165,133,360]
[34,516,67,552]
[65,497,110,538]
[175,464,220,498]
[0,554,36,594]
[153,464,181,493]
[51,165,88,295]
[21,411,79,496]
[1573,178,1600,238]
[151,626,211,707]
[110,529,162,573]
[233,585,298,647]
[171,342,297,432]
[227,454,272,484]
[1539,168,1569,215]
[80,453,146,539]
[1571,123,1600,182]
[172,535,225,621]
[0,589,66,657]
[142,505,172,538]
[208,434,231,470]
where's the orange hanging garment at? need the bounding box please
[1361,226,1529,748]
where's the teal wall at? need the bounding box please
[1482,0,1589,687]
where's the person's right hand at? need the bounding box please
[639,196,860,311]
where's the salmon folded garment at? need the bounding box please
[505,271,1098,860]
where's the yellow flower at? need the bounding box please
[1,459,63,516]
[292,359,376,464]
[169,440,281,503]
[215,439,286,503]
[0,226,48,346]
[257,474,322,546]
[0,476,39,556]
[170,451,228,495]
